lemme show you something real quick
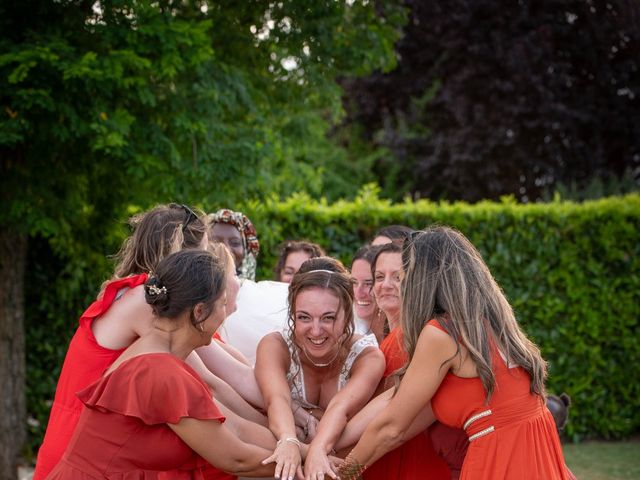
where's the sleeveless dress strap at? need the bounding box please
[339,333,378,388]
[80,273,149,326]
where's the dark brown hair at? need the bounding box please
[274,240,325,280]
[372,224,413,245]
[144,249,226,330]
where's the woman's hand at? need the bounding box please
[261,436,303,480]
[293,405,320,443]
[303,445,338,480]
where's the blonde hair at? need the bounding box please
[401,226,547,400]
[107,204,207,288]
[208,241,235,278]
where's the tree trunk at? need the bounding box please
[0,230,27,479]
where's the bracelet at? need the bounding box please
[277,437,302,449]
[336,452,367,479]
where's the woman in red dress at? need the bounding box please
[338,227,571,480]
[34,204,260,480]
[46,249,278,479]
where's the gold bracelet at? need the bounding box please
[336,452,367,479]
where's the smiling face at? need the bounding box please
[210,223,244,269]
[280,250,313,283]
[351,258,376,322]
[293,287,346,364]
[373,251,403,327]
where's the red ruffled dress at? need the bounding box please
[47,354,227,479]
[364,327,453,480]
[35,275,234,480]
[428,319,571,479]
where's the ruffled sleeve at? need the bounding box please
[76,353,225,425]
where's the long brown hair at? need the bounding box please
[401,226,547,400]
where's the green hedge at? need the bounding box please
[26,191,639,457]
[242,189,640,441]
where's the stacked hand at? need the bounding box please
[262,435,304,480]
[302,446,341,480]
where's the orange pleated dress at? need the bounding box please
[46,353,229,479]
[428,320,571,480]
[364,327,452,480]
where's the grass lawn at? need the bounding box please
[563,439,640,480]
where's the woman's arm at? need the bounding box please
[196,340,264,408]
[255,333,303,480]
[304,347,385,480]
[186,352,267,425]
[216,401,276,449]
[338,325,457,476]
[334,389,436,451]
[214,338,252,365]
[168,417,276,477]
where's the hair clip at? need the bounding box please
[306,269,336,275]
[148,284,168,296]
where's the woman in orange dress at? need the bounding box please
[363,242,451,480]
[47,249,278,479]
[339,226,571,480]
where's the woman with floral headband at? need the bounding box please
[255,257,384,480]
[209,208,260,281]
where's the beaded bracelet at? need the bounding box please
[336,452,367,479]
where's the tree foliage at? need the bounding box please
[340,0,640,202]
[0,0,406,462]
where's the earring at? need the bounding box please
[198,323,205,332]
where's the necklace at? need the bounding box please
[302,345,341,368]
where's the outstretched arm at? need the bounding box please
[196,340,264,408]
[338,325,457,477]
[216,401,276,449]
[334,388,436,452]
[304,347,385,480]
[169,417,276,477]
[255,333,304,480]
[187,351,267,425]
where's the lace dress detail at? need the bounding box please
[282,333,378,409]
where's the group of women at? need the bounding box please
[33,203,573,480]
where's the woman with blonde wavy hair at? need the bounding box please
[338,226,571,480]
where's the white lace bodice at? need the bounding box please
[281,333,378,409]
